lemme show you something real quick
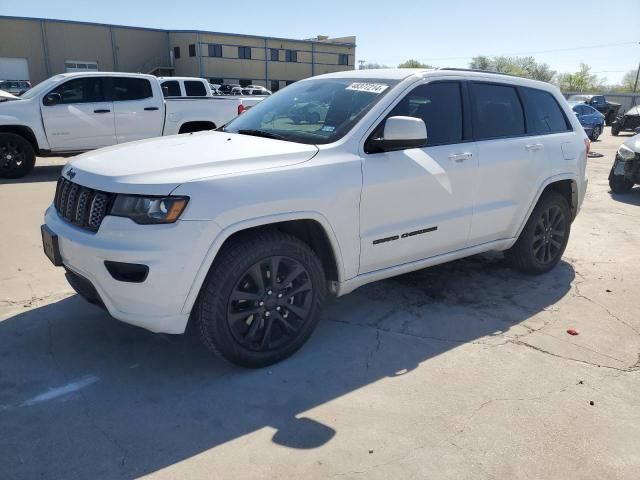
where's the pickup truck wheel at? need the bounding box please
[611,124,620,136]
[609,166,634,193]
[195,231,326,368]
[504,192,571,275]
[0,133,36,179]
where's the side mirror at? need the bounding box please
[369,116,427,152]
[43,93,62,106]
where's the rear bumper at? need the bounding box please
[44,205,220,334]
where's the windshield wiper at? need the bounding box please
[237,129,288,141]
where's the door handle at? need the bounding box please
[144,107,159,111]
[93,109,111,114]
[525,143,544,151]
[448,152,473,162]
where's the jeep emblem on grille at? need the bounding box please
[66,168,76,180]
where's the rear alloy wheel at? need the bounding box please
[0,133,36,179]
[195,231,326,367]
[590,125,601,141]
[505,192,571,274]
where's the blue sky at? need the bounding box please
[2,0,638,83]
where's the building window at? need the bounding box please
[285,50,297,63]
[239,79,252,88]
[64,61,98,72]
[208,44,222,57]
[339,54,349,66]
[285,80,296,86]
[210,77,223,85]
[270,49,279,61]
[173,47,181,59]
[188,44,196,57]
[270,80,279,92]
[238,47,252,59]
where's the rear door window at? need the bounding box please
[184,81,207,96]
[471,83,525,139]
[387,81,463,146]
[521,87,571,134]
[112,77,153,101]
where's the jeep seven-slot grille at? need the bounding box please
[54,177,113,232]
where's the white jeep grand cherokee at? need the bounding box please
[42,68,588,367]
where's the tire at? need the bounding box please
[194,230,327,368]
[590,125,601,141]
[611,124,620,136]
[504,191,571,275]
[0,133,36,179]
[608,164,634,193]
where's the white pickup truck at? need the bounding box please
[0,72,263,178]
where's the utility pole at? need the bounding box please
[358,59,366,70]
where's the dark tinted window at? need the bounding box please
[573,105,588,115]
[584,105,598,115]
[161,80,181,97]
[472,83,525,139]
[387,82,463,146]
[522,87,570,134]
[238,47,252,59]
[184,80,206,96]
[271,80,279,92]
[173,47,180,59]
[50,77,105,104]
[270,49,279,61]
[208,44,222,57]
[339,54,349,66]
[113,77,153,101]
[592,96,605,105]
[188,44,196,57]
[239,79,252,88]
[285,50,297,62]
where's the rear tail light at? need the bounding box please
[238,104,245,115]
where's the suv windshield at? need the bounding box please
[223,77,399,144]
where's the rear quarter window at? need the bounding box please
[184,81,207,96]
[521,87,571,134]
[471,83,525,139]
[161,80,181,97]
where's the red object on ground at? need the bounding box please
[567,328,579,336]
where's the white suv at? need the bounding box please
[42,68,589,367]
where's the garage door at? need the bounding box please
[0,58,30,81]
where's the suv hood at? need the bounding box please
[63,131,319,195]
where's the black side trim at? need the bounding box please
[372,235,399,245]
[401,226,438,238]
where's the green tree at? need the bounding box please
[360,62,391,70]
[469,55,555,82]
[398,59,432,69]
[556,63,601,92]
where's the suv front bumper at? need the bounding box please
[44,205,220,334]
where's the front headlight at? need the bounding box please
[617,144,636,161]
[110,195,189,224]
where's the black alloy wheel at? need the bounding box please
[531,205,566,265]
[227,256,313,352]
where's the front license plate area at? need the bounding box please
[41,225,63,266]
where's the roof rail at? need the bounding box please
[437,67,524,79]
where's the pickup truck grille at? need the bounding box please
[54,177,113,232]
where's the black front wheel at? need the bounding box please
[608,164,634,194]
[505,191,571,274]
[611,124,621,136]
[0,133,36,179]
[590,125,601,141]
[194,231,326,368]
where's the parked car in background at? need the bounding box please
[570,102,605,141]
[42,68,588,367]
[158,77,212,97]
[219,84,241,94]
[567,94,621,125]
[0,72,265,178]
[0,89,19,102]
[0,80,31,96]
[242,88,272,96]
[230,87,244,95]
[609,133,640,193]
[209,84,222,95]
[611,105,640,136]
[289,100,329,124]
